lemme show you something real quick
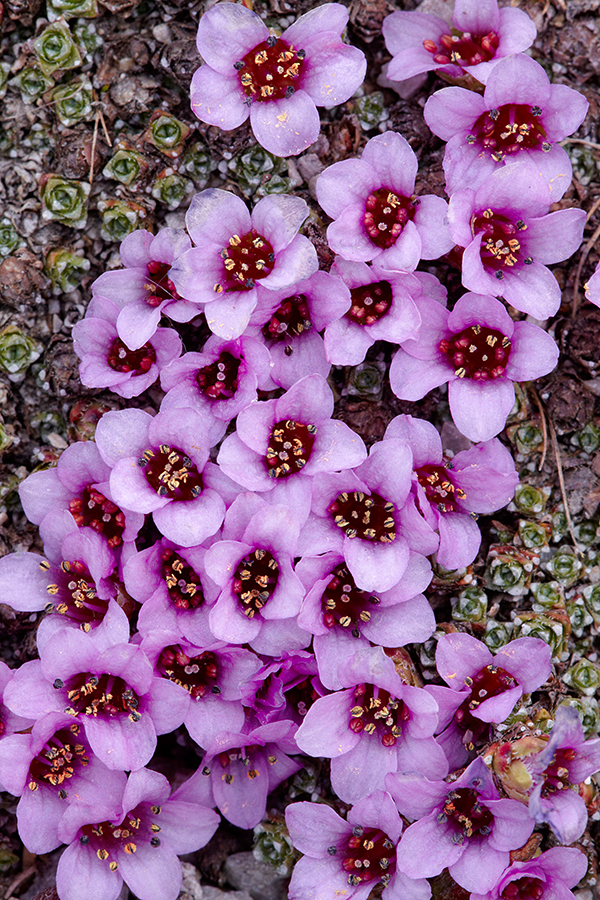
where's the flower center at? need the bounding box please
[217,229,275,293]
[161,548,204,609]
[440,787,494,843]
[232,548,280,618]
[68,486,126,548]
[283,677,320,720]
[196,351,240,400]
[471,209,531,275]
[541,747,578,796]
[61,672,141,722]
[322,563,380,636]
[455,664,518,742]
[138,444,203,501]
[502,877,545,900]
[470,105,549,162]
[215,744,265,783]
[439,324,511,381]
[265,419,316,478]
[423,29,499,67]
[158,645,219,699]
[44,559,110,631]
[340,825,396,888]
[363,188,415,250]
[346,281,393,326]
[144,260,179,307]
[348,683,408,746]
[236,37,305,103]
[107,338,156,375]
[262,293,312,346]
[416,464,466,513]
[27,724,89,797]
[79,804,163,871]
[328,490,396,543]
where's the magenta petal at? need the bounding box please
[57,840,122,900]
[317,158,379,219]
[117,842,182,900]
[84,714,156,771]
[205,290,259,339]
[285,801,348,857]
[506,322,558,381]
[487,797,535,851]
[448,377,515,442]
[153,491,225,547]
[424,87,486,141]
[185,189,251,248]
[196,2,267,75]
[326,203,377,261]
[453,0,499,32]
[437,512,481,569]
[250,90,320,157]
[494,637,552,693]
[294,689,358,757]
[397,816,463,879]
[300,35,366,106]
[498,260,562,319]
[436,632,492,688]
[361,131,417,197]
[390,350,450,401]
[344,533,409,592]
[449,841,508,894]
[190,66,249,131]
[527,208,586,264]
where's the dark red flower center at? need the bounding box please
[262,293,312,345]
[439,324,511,381]
[471,209,531,274]
[441,787,494,843]
[138,444,203,501]
[196,351,241,401]
[265,418,316,478]
[416,464,466,513]
[28,724,89,797]
[216,229,275,293]
[214,744,267,784]
[107,338,156,375]
[284,676,321,720]
[339,825,396,888]
[322,563,380,636]
[232,548,280,618]
[540,746,578,796]
[328,490,396,543]
[471,105,549,162]
[423,29,499,67]
[363,188,416,250]
[455,664,518,744]
[161,548,204,610]
[502,877,545,900]
[346,280,393,326]
[69,486,126,548]
[44,558,110,631]
[348,683,409,747]
[236,37,305,103]
[158,645,219,699]
[79,803,163,870]
[62,672,141,722]
[144,260,179,307]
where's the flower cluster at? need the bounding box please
[0,3,594,900]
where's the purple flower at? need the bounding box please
[470,847,589,900]
[584,259,600,308]
[217,374,367,522]
[296,550,434,690]
[389,292,559,442]
[384,414,518,569]
[239,651,326,733]
[316,131,453,271]
[0,661,34,746]
[244,270,351,390]
[170,189,318,339]
[190,3,366,157]
[204,493,309,656]
[386,757,535,894]
[382,0,537,85]
[427,633,552,770]
[95,407,225,548]
[55,767,219,900]
[286,790,431,900]
[447,164,586,318]
[424,54,589,201]
[3,629,188,771]
[295,646,447,804]
[527,705,600,844]
[90,228,194,351]
[160,333,272,445]
[73,293,182,399]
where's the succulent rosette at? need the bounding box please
[55,767,219,900]
[244,270,351,390]
[383,415,518,569]
[447,164,586,319]
[389,292,559,442]
[217,374,367,522]
[204,493,309,656]
[424,54,589,200]
[470,847,589,900]
[286,790,431,900]
[190,3,366,157]
[382,0,537,85]
[90,228,194,351]
[160,334,272,446]
[170,189,318,339]
[295,646,447,804]
[316,131,454,271]
[584,259,600,308]
[94,407,225,548]
[386,757,535,894]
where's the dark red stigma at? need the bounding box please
[145,260,179,307]
[68,486,126,548]
[107,338,156,375]
[321,563,380,636]
[423,29,499,67]
[158,645,218,699]
[237,37,305,103]
[340,825,396,888]
[217,229,275,292]
[196,351,240,401]
[346,281,393,326]
[363,188,415,250]
[161,548,204,610]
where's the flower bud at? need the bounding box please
[487,736,547,801]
